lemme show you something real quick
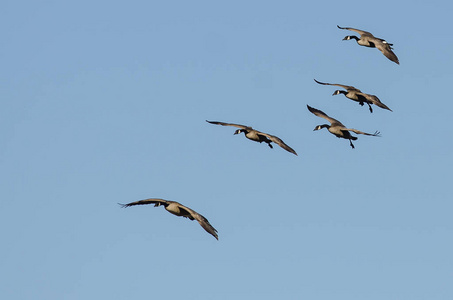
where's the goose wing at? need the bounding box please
[307,105,345,127]
[361,93,393,111]
[337,25,373,37]
[314,79,359,91]
[255,131,298,155]
[175,203,219,240]
[206,120,251,130]
[119,198,169,208]
[375,41,400,64]
[345,128,381,137]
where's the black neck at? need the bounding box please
[334,90,347,96]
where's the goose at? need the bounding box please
[119,198,218,240]
[337,25,399,64]
[206,120,297,155]
[314,79,392,113]
[307,105,380,149]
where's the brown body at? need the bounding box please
[338,25,399,64]
[119,198,218,240]
[314,79,392,113]
[206,120,297,155]
[307,105,380,149]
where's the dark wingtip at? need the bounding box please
[210,229,219,240]
[118,203,127,208]
[314,79,330,86]
[287,149,298,156]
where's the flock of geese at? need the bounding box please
[119,25,399,240]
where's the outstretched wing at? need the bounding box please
[337,25,373,37]
[314,79,359,91]
[256,131,298,155]
[375,41,400,64]
[345,128,381,137]
[206,120,251,130]
[361,93,393,111]
[119,198,168,208]
[177,203,219,240]
[307,105,345,127]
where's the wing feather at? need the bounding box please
[119,198,168,208]
[361,94,392,111]
[375,42,400,64]
[257,132,297,155]
[337,25,373,37]
[346,129,381,137]
[206,120,251,130]
[314,79,359,91]
[307,105,345,127]
[176,203,219,240]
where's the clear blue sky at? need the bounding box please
[1,0,452,299]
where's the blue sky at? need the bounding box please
[1,0,452,299]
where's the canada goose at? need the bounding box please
[337,25,399,64]
[206,120,297,155]
[119,198,218,240]
[314,79,392,113]
[307,105,380,149]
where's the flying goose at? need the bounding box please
[307,105,380,149]
[314,79,392,113]
[206,120,297,155]
[337,25,399,64]
[119,198,218,240]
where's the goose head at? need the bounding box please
[313,125,324,131]
[234,129,245,135]
[332,90,344,96]
[343,35,359,41]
